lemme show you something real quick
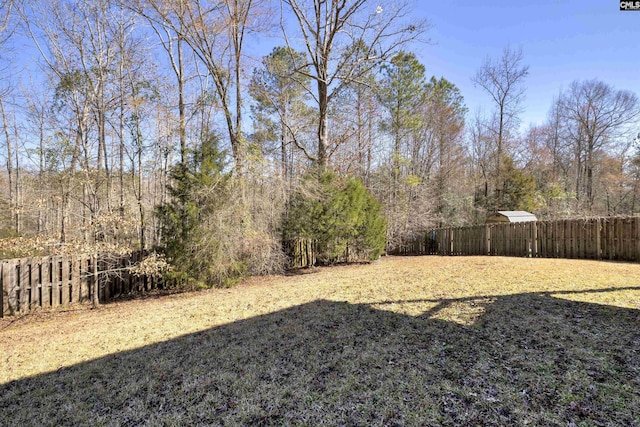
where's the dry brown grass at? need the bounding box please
[1,256,640,425]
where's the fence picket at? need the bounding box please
[1,262,13,317]
[71,256,81,303]
[0,263,3,318]
[51,257,60,307]
[61,258,70,306]
[609,219,615,260]
[41,257,50,308]
[635,218,640,261]
[7,261,17,315]
[30,258,39,309]
[19,259,29,313]
[0,252,155,317]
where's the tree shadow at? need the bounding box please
[1,292,639,426]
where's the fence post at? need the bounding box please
[51,256,60,308]
[602,218,608,260]
[71,256,81,303]
[485,225,490,255]
[5,261,17,315]
[608,219,615,260]
[635,217,640,262]
[533,222,538,257]
[41,257,50,308]
[30,258,39,310]
[19,258,29,313]
[0,262,3,318]
[596,218,602,260]
[61,258,70,307]
[91,254,99,307]
[505,224,511,256]
[449,229,454,255]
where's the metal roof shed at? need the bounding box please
[486,211,537,224]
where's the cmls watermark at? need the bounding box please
[620,1,640,10]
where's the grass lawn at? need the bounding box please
[1,256,640,426]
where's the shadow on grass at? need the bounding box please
[1,292,639,426]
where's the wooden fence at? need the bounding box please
[283,239,377,268]
[1,252,161,318]
[284,239,317,269]
[391,216,640,262]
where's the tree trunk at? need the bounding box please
[178,36,186,165]
[317,79,329,168]
[38,115,44,234]
[280,107,288,180]
[586,142,594,211]
[91,254,99,308]
[1,99,15,233]
[138,130,145,250]
[356,86,364,179]
[14,129,20,234]
[119,80,125,218]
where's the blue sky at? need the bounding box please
[13,0,639,136]
[415,0,640,129]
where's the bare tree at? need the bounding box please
[557,79,640,210]
[0,97,16,232]
[21,83,52,234]
[0,0,15,233]
[545,98,567,183]
[249,46,312,180]
[137,4,190,165]
[23,0,119,240]
[423,76,467,224]
[281,0,426,168]
[131,0,272,176]
[469,110,493,218]
[472,45,528,207]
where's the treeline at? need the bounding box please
[0,0,639,285]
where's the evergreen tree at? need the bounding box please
[500,156,538,212]
[156,132,231,286]
[285,172,386,264]
[378,51,427,186]
[249,46,312,178]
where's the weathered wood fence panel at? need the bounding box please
[284,239,317,269]
[391,216,640,264]
[283,238,379,268]
[1,252,159,318]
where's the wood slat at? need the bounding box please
[71,256,80,303]
[19,258,29,313]
[30,258,40,309]
[41,257,50,308]
[0,253,160,317]
[50,256,59,307]
[61,258,70,306]
[1,262,6,317]
[391,216,640,263]
[5,261,17,315]
[635,217,640,262]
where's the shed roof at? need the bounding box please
[487,211,537,223]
